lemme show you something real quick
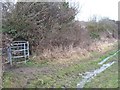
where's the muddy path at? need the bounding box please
[77,50,119,88]
[77,61,116,88]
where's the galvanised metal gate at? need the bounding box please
[7,41,29,66]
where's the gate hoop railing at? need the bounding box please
[7,41,29,65]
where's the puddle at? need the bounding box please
[98,50,120,65]
[77,61,115,88]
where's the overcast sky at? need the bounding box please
[4,0,119,21]
[72,0,119,21]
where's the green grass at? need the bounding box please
[18,58,101,88]
[104,52,119,64]
[3,72,26,88]
[14,59,50,68]
[97,49,119,63]
[83,50,119,88]
[84,59,118,88]
[2,46,119,88]
[2,72,14,88]
[3,55,101,88]
[25,49,119,88]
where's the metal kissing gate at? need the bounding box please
[7,41,29,65]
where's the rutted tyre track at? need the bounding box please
[77,50,119,88]
[77,61,116,88]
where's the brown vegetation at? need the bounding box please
[1,2,118,61]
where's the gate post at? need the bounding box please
[7,46,12,66]
[24,43,26,63]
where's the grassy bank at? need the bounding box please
[2,43,118,88]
